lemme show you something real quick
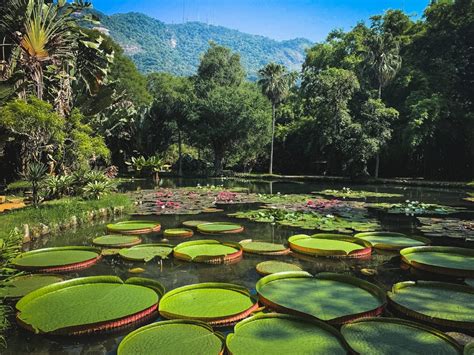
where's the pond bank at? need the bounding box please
[233,173,473,189]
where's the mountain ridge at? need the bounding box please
[95,11,313,78]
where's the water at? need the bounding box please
[4,179,474,354]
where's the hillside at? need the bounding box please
[96,12,312,78]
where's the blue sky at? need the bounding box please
[92,0,429,41]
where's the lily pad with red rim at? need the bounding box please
[117,319,224,355]
[16,276,165,335]
[163,228,194,238]
[226,313,348,354]
[0,274,64,300]
[92,235,142,248]
[288,234,372,258]
[173,240,242,264]
[182,220,211,227]
[107,220,161,235]
[341,317,462,354]
[11,246,101,272]
[239,240,290,255]
[159,282,258,326]
[256,271,386,324]
[256,261,303,276]
[197,222,244,234]
[400,246,474,277]
[354,231,430,250]
[387,281,474,330]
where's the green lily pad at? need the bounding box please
[118,320,224,355]
[388,281,474,330]
[16,276,164,335]
[107,220,161,234]
[159,282,257,326]
[119,244,173,262]
[197,222,243,234]
[368,202,462,215]
[256,271,386,324]
[227,313,348,354]
[256,261,303,276]
[354,232,430,250]
[163,228,194,238]
[400,246,474,277]
[239,240,290,255]
[341,317,462,354]
[0,274,63,300]
[182,220,211,227]
[92,235,142,248]
[288,234,371,257]
[417,217,474,241]
[173,240,242,263]
[465,342,474,355]
[11,246,101,271]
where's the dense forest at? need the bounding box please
[0,0,472,183]
[97,11,312,79]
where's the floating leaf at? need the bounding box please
[400,246,474,277]
[107,220,161,234]
[227,313,348,354]
[256,271,385,324]
[239,240,290,255]
[354,231,430,250]
[92,235,142,248]
[173,240,242,264]
[0,274,63,300]
[128,267,145,274]
[118,320,224,355]
[16,276,164,335]
[11,246,101,272]
[341,317,462,354]
[388,281,474,330]
[288,234,371,258]
[315,189,402,199]
[119,244,173,262]
[197,222,244,234]
[159,282,257,326]
[417,217,474,241]
[182,220,211,227]
[255,261,303,276]
[163,228,194,238]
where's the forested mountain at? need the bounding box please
[96,12,312,78]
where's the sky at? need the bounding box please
[91,0,430,42]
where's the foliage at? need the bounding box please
[316,188,402,199]
[368,200,463,216]
[44,175,74,199]
[417,217,474,241]
[82,180,115,200]
[22,162,47,206]
[126,155,170,176]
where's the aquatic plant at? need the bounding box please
[173,240,242,264]
[255,261,303,275]
[315,188,402,199]
[119,244,173,262]
[368,200,463,215]
[417,217,474,241]
[288,234,372,258]
[354,231,430,250]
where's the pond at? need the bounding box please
[4,178,474,354]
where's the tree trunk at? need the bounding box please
[177,129,183,176]
[269,103,276,174]
[214,151,223,175]
[375,82,382,179]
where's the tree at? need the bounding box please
[258,63,296,174]
[362,23,402,178]
[192,84,271,174]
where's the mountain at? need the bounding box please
[95,12,313,79]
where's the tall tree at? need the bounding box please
[258,63,295,174]
[362,23,402,177]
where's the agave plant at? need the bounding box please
[22,162,47,206]
[82,180,115,200]
[126,156,170,178]
[44,175,74,199]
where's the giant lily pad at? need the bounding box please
[117,320,224,355]
[256,261,303,276]
[387,281,474,330]
[107,220,161,234]
[159,282,258,326]
[119,244,173,262]
[341,317,462,354]
[354,231,430,250]
[92,235,142,248]
[288,234,372,258]
[11,246,101,272]
[226,313,348,354]
[197,222,244,234]
[163,228,194,238]
[256,271,385,324]
[16,276,165,335]
[173,240,242,264]
[0,274,63,300]
[239,240,290,255]
[182,220,211,227]
[400,246,474,277]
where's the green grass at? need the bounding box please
[0,193,133,241]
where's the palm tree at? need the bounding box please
[258,63,295,174]
[363,32,402,178]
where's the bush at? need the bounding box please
[44,175,74,199]
[82,180,115,200]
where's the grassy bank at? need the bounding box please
[0,193,133,242]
